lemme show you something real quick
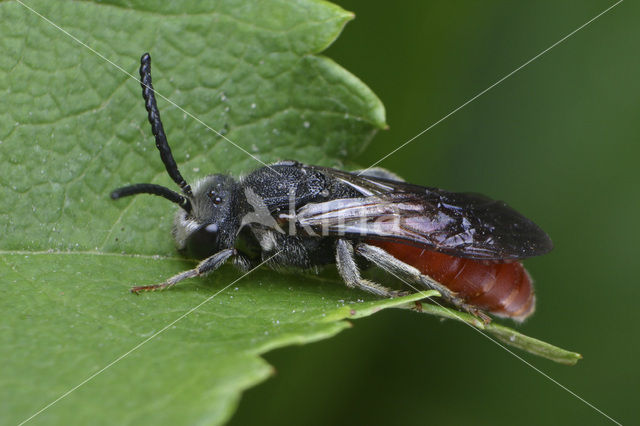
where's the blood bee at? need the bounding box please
[112,53,553,322]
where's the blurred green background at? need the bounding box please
[230,1,638,425]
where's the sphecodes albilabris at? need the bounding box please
[111,53,553,322]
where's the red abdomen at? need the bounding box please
[369,241,535,320]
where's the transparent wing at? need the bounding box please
[290,167,553,260]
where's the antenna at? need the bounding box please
[110,183,192,212]
[139,52,193,198]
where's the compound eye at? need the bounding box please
[185,223,220,258]
[208,190,223,205]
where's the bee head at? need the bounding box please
[173,174,240,258]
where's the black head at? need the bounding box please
[111,53,239,257]
[174,174,240,258]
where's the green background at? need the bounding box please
[230,1,638,425]
[1,0,636,425]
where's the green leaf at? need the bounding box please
[1,252,430,425]
[0,1,579,425]
[406,302,582,365]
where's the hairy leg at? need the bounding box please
[335,239,407,297]
[356,243,490,322]
[131,248,236,293]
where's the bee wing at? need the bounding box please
[293,167,553,260]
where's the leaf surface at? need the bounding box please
[0,1,579,425]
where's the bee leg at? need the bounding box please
[131,248,236,293]
[355,243,455,299]
[336,239,408,297]
[356,243,490,321]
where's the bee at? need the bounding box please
[111,53,553,322]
